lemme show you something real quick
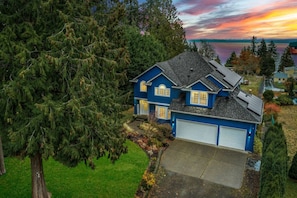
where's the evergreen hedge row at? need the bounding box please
[259,123,288,198]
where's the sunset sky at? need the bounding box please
[139,0,297,40]
[173,0,297,40]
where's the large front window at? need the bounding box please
[191,91,208,106]
[155,84,170,97]
[155,106,170,119]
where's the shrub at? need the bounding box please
[275,94,293,106]
[253,136,262,156]
[264,103,281,120]
[141,170,156,190]
[263,90,274,102]
[289,152,297,180]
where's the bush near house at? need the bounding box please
[263,90,274,102]
[259,123,288,198]
[275,95,294,106]
[289,152,297,180]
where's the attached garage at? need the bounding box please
[175,119,248,151]
[176,119,218,145]
[218,126,247,150]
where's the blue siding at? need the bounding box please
[191,82,209,91]
[171,112,256,152]
[147,75,179,104]
[133,66,162,99]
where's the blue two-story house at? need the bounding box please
[130,52,263,152]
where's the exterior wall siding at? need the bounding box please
[147,75,179,104]
[171,112,256,151]
[133,66,162,99]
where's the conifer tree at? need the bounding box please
[225,51,238,67]
[140,0,187,59]
[250,36,257,55]
[268,40,278,61]
[260,123,288,198]
[279,46,294,72]
[0,1,127,197]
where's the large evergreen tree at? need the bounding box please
[250,36,257,55]
[0,1,127,197]
[139,0,187,59]
[225,51,238,67]
[268,40,278,61]
[257,39,268,58]
[279,46,295,72]
[259,123,288,198]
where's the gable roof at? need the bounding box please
[170,88,263,124]
[274,72,288,79]
[131,52,242,92]
[156,52,214,87]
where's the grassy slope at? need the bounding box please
[276,106,297,198]
[0,140,148,198]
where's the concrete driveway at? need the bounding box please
[161,140,247,189]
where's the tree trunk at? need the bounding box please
[0,136,6,175]
[31,153,50,198]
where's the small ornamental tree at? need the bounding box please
[264,103,281,119]
[289,152,297,180]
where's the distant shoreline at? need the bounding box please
[189,38,297,44]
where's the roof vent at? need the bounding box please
[190,68,193,72]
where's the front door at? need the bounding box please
[139,100,149,115]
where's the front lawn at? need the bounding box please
[0,140,149,198]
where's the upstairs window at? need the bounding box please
[155,84,170,97]
[140,81,147,92]
[191,91,208,106]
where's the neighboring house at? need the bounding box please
[284,66,297,79]
[273,72,288,83]
[130,52,263,152]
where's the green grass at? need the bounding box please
[241,75,263,96]
[0,140,149,198]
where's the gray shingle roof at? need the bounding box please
[156,52,214,86]
[169,88,263,123]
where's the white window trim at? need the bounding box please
[140,81,147,92]
[190,91,208,106]
[155,106,171,120]
[154,84,170,97]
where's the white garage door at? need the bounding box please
[219,126,247,150]
[176,119,218,145]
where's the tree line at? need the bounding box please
[223,36,294,77]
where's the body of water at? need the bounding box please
[192,39,297,67]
